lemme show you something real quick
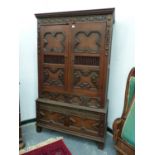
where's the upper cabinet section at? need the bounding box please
[36,8,115,57]
[36,8,115,108]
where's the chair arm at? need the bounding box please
[113,118,124,142]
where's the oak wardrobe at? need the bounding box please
[35,8,115,149]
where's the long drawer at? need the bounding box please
[36,98,107,142]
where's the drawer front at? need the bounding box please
[37,102,106,137]
[41,91,101,108]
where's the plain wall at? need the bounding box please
[19,0,134,129]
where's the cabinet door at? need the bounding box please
[69,22,107,107]
[39,25,69,97]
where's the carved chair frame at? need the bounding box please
[113,67,135,155]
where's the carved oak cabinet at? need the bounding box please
[35,8,115,149]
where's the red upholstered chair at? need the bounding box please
[113,68,135,155]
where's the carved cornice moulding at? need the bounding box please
[35,8,115,21]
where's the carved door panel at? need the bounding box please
[39,25,69,96]
[69,22,107,107]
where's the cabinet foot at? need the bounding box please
[19,138,25,150]
[98,142,104,150]
[36,126,42,132]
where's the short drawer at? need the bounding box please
[36,99,106,138]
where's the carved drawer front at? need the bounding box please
[37,101,105,137]
[40,91,101,108]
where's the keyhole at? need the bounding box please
[72,24,75,28]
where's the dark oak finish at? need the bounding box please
[35,8,114,149]
[113,68,135,155]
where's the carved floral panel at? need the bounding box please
[73,69,99,90]
[41,91,100,108]
[43,67,64,86]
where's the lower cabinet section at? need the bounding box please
[36,98,108,149]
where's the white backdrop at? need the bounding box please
[19,0,134,129]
